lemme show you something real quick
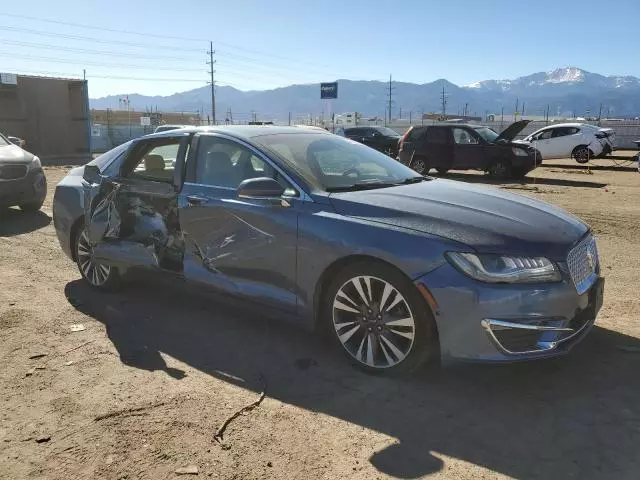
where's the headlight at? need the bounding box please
[512,147,529,157]
[26,156,41,172]
[446,252,561,283]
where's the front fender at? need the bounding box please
[296,210,468,322]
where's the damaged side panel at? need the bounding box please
[83,174,183,272]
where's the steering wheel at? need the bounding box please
[342,168,361,178]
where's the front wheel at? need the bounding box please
[324,262,437,374]
[75,228,120,290]
[487,159,512,178]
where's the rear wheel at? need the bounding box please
[76,228,120,290]
[511,167,529,179]
[572,146,591,164]
[410,157,428,175]
[324,262,437,374]
[487,159,512,178]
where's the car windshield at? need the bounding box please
[473,127,499,142]
[375,127,401,137]
[0,133,10,146]
[254,133,425,192]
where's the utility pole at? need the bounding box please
[440,86,447,119]
[207,41,216,125]
[288,111,291,126]
[598,103,603,124]
[387,74,394,126]
[521,101,525,118]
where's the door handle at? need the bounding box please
[186,195,207,205]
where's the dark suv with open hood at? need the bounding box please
[397,120,540,179]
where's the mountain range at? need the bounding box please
[90,67,640,120]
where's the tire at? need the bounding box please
[410,157,428,175]
[323,261,437,375]
[19,199,44,213]
[511,167,529,179]
[435,168,449,175]
[75,227,121,290]
[487,159,512,178]
[572,146,591,164]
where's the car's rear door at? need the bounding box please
[83,134,190,271]
[424,127,453,170]
[451,127,484,169]
[177,133,300,312]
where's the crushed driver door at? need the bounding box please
[82,135,190,271]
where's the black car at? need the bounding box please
[397,120,540,178]
[340,126,401,156]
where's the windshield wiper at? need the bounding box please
[326,181,402,192]
[326,177,429,192]
[400,176,429,184]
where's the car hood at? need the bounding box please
[495,120,531,143]
[0,144,35,164]
[329,179,588,259]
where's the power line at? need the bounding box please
[0,39,200,62]
[0,12,340,70]
[0,52,204,72]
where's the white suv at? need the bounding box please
[517,123,616,163]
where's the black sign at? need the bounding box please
[320,82,338,99]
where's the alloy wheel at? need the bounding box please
[411,159,427,175]
[332,275,416,369]
[574,148,590,164]
[77,230,111,286]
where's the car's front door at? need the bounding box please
[451,127,484,168]
[178,133,300,312]
[83,135,190,271]
[531,128,555,158]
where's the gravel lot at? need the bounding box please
[1,157,639,479]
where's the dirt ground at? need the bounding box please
[1,156,639,480]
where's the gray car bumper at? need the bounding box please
[0,169,47,207]
[415,263,603,362]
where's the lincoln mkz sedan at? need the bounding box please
[53,126,604,373]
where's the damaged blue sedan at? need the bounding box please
[53,126,603,373]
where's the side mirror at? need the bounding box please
[83,164,102,184]
[237,177,285,198]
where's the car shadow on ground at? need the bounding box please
[64,278,640,479]
[542,162,637,173]
[441,172,607,189]
[0,208,51,237]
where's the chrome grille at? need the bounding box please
[0,164,28,180]
[567,235,599,295]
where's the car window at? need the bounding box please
[375,127,401,137]
[535,129,554,140]
[452,128,479,145]
[195,136,294,194]
[405,127,426,141]
[127,140,180,182]
[425,127,449,144]
[0,134,9,147]
[254,133,422,191]
[553,127,580,137]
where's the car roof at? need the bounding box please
[145,125,331,141]
[412,123,488,130]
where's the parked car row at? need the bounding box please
[0,132,47,212]
[52,125,603,374]
[338,121,618,178]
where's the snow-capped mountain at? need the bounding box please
[463,67,640,93]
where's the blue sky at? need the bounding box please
[1,0,637,98]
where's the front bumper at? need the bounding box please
[0,168,47,207]
[415,262,603,363]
